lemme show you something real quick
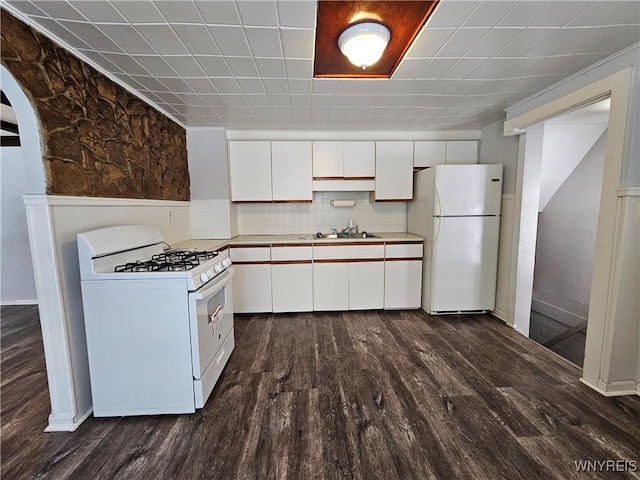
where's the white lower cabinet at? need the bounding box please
[232,264,272,313]
[271,245,313,312]
[350,261,384,310]
[313,262,349,311]
[384,260,422,309]
[384,242,423,309]
[230,246,272,313]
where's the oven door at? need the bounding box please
[188,267,235,380]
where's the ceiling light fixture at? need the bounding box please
[338,22,391,70]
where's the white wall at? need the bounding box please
[1,146,37,304]
[1,65,44,305]
[479,119,519,194]
[187,128,229,200]
[533,130,607,327]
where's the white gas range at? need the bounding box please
[77,225,234,417]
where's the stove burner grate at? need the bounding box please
[114,249,218,273]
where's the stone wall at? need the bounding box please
[0,10,189,200]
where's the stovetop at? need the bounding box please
[114,249,219,273]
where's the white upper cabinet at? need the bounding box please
[229,141,272,202]
[414,141,446,168]
[271,141,313,201]
[374,141,414,201]
[343,141,375,178]
[414,141,478,168]
[312,141,375,191]
[445,141,478,164]
[312,141,343,178]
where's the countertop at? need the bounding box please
[174,233,423,251]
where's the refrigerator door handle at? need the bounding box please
[432,215,442,253]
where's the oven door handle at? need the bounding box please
[194,267,234,300]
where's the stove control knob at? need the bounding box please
[200,273,209,283]
[206,269,214,279]
[222,258,231,268]
[214,263,223,273]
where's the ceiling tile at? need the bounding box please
[287,79,312,94]
[224,95,249,107]
[69,1,126,23]
[437,28,489,57]
[566,1,628,27]
[111,1,165,23]
[462,1,515,27]
[417,58,458,79]
[155,1,203,23]
[97,24,156,54]
[524,28,591,57]
[135,25,189,54]
[208,25,251,56]
[532,1,596,27]
[276,0,316,28]
[236,0,278,26]
[30,1,85,21]
[466,58,514,80]
[165,56,207,77]
[132,56,178,76]
[466,28,524,57]
[393,58,429,79]
[201,94,227,106]
[196,1,240,25]
[157,77,195,93]
[380,80,412,94]
[497,2,555,27]
[425,79,460,95]
[255,58,286,78]
[226,57,259,77]
[263,78,288,94]
[28,17,91,49]
[311,94,333,106]
[600,2,640,26]
[284,59,312,79]
[427,1,477,28]
[441,58,487,79]
[196,56,232,76]
[406,28,456,58]
[268,94,290,106]
[245,95,270,106]
[59,20,123,52]
[100,52,148,75]
[211,78,241,94]
[75,49,124,73]
[280,29,314,58]
[403,80,434,95]
[237,78,265,94]
[244,27,283,57]
[334,80,386,95]
[185,78,219,94]
[172,25,220,55]
[130,76,170,92]
[5,1,45,16]
[291,95,311,107]
[496,28,554,57]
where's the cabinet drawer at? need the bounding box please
[271,245,313,262]
[313,244,384,260]
[229,246,271,262]
[385,243,423,259]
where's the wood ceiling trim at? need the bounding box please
[314,0,439,79]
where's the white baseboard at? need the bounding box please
[44,407,92,432]
[1,299,38,306]
[531,297,587,328]
[580,377,639,397]
[491,308,509,324]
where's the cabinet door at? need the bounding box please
[312,141,343,178]
[445,141,478,164]
[313,262,349,311]
[344,141,375,178]
[229,141,272,201]
[414,141,446,168]
[272,141,313,201]
[384,260,422,309]
[374,141,414,201]
[232,264,272,313]
[349,261,384,310]
[272,264,313,313]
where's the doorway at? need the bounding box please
[527,101,610,366]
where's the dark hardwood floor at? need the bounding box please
[2,305,639,479]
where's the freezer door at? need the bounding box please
[429,216,500,313]
[433,164,503,216]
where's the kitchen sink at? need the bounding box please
[315,232,380,239]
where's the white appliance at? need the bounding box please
[77,225,234,417]
[408,164,503,314]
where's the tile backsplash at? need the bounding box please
[191,192,407,238]
[237,192,407,235]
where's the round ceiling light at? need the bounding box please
[338,22,391,70]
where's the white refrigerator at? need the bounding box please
[408,164,503,314]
